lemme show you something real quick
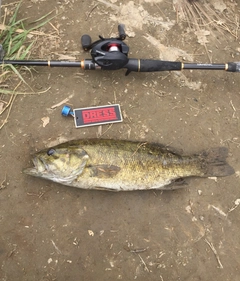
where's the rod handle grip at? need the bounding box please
[227,62,240,72]
[125,59,182,74]
[139,59,182,72]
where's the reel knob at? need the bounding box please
[118,24,126,40]
[81,34,92,51]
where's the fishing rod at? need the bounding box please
[0,24,239,75]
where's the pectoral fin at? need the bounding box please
[88,164,121,178]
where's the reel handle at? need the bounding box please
[81,24,127,52]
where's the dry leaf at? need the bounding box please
[88,230,94,236]
[41,116,50,127]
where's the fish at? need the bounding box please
[23,139,235,191]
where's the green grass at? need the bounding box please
[0,1,54,61]
[0,1,56,129]
[0,0,56,86]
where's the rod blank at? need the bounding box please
[0,60,82,67]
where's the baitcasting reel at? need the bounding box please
[80,24,132,74]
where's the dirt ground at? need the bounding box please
[1,0,240,280]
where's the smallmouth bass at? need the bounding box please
[24,139,234,191]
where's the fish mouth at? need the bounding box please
[23,156,49,177]
[24,156,66,183]
[24,154,89,184]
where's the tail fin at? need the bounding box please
[201,147,235,177]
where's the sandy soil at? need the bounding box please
[1,0,240,280]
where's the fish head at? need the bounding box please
[24,146,89,184]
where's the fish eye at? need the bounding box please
[47,148,55,156]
